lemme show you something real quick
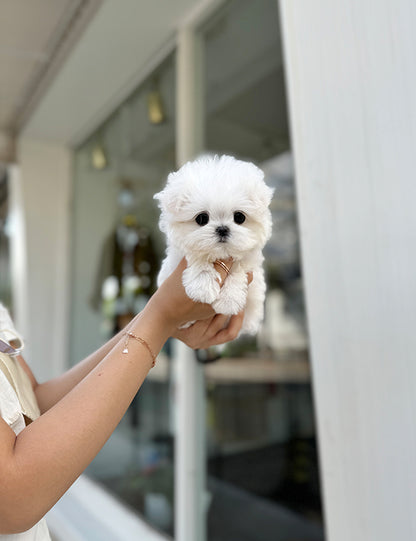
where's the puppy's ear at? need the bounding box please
[259,182,275,208]
[154,171,191,215]
[244,163,274,209]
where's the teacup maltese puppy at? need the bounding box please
[154,154,273,334]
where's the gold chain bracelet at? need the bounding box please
[122,332,156,367]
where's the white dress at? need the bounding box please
[0,303,51,541]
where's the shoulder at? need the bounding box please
[0,304,25,357]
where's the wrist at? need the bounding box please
[145,288,181,335]
[135,295,176,342]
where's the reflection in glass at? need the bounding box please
[70,54,177,535]
[200,1,325,539]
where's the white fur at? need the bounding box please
[154,155,273,334]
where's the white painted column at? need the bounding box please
[16,138,72,381]
[174,26,207,541]
[176,27,204,166]
[279,1,416,540]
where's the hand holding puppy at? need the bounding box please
[148,257,251,348]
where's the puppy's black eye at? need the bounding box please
[195,212,209,226]
[234,211,246,225]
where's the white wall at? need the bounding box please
[17,138,72,381]
[279,1,416,540]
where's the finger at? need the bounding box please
[214,258,233,287]
[172,318,209,340]
[247,271,253,285]
[173,314,230,350]
[172,317,214,348]
[203,313,230,338]
[206,311,244,346]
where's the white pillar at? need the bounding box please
[176,27,204,165]
[279,1,416,540]
[16,138,72,381]
[174,26,207,541]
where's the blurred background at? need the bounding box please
[1,1,415,541]
[0,2,323,539]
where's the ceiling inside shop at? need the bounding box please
[206,65,289,162]
[114,0,289,168]
[214,70,288,143]
[203,0,289,160]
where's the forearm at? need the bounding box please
[35,317,137,413]
[5,299,173,532]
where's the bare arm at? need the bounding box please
[0,259,239,534]
[34,309,246,413]
[31,260,246,413]
[33,322,134,413]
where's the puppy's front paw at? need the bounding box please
[212,270,248,315]
[212,288,246,315]
[183,267,220,304]
[241,314,261,335]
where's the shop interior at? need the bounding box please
[68,1,325,539]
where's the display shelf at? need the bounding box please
[204,355,310,384]
[148,352,310,384]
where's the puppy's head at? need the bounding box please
[154,155,274,260]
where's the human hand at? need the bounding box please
[148,258,235,333]
[172,312,243,349]
[172,270,253,348]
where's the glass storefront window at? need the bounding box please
[69,1,325,538]
[70,54,177,536]
[199,1,325,539]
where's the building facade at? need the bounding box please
[2,0,416,540]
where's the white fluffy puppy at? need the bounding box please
[154,154,273,334]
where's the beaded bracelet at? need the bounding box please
[122,331,156,368]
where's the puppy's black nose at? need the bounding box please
[216,225,230,241]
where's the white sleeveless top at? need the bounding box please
[0,303,51,540]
